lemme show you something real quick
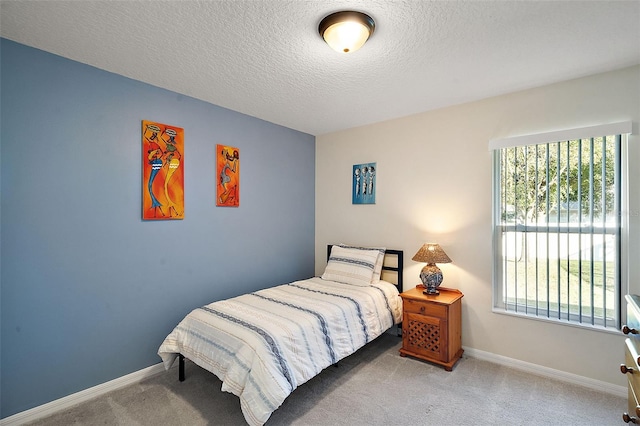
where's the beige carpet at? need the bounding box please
[27,333,624,425]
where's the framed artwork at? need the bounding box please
[142,120,184,220]
[217,144,240,207]
[352,162,376,204]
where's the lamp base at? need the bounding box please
[419,263,443,296]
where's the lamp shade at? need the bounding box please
[412,243,452,265]
[319,11,375,53]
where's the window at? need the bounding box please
[491,122,632,330]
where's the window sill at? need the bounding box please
[491,307,622,336]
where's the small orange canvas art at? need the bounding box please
[216,144,239,207]
[142,120,184,220]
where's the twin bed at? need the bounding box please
[158,245,404,426]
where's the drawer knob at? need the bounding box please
[623,413,638,423]
[623,325,639,335]
[621,364,636,374]
[420,306,425,313]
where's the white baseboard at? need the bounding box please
[0,363,166,426]
[462,346,627,398]
[1,347,627,424]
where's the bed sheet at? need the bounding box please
[158,276,402,425]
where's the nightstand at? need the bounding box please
[399,286,463,371]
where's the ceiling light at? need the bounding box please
[318,11,375,54]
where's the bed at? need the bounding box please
[157,244,404,426]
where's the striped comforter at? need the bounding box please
[158,276,402,426]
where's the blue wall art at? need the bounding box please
[352,162,376,204]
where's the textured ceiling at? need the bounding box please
[1,1,639,136]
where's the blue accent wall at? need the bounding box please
[0,38,315,418]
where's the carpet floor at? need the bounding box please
[27,333,624,425]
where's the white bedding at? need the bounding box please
[158,276,402,425]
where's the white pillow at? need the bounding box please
[321,246,380,286]
[338,244,386,283]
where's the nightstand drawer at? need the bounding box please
[403,297,446,318]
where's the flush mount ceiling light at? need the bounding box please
[318,11,375,53]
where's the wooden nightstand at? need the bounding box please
[399,286,463,371]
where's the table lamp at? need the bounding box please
[412,243,452,295]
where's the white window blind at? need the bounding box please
[491,122,633,329]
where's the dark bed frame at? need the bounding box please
[178,245,404,381]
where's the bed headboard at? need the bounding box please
[327,245,404,292]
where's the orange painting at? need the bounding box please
[142,120,184,220]
[216,144,239,207]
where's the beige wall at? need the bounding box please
[315,65,640,386]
